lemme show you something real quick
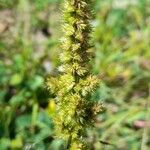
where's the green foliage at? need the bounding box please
[0,0,61,149]
[47,0,102,149]
[0,0,18,8]
[91,0,150,149]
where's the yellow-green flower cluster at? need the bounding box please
[47,0,102,149]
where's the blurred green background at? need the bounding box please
[0,0,150,149]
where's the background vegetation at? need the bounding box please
[0,0,150,149]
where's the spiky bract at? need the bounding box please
[47,0,102,149]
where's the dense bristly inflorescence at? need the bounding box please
[47,0,102,149]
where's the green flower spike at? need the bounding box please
[47,0,103,149]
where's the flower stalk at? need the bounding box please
[47,0,102,149]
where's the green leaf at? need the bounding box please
[10,74,23,85]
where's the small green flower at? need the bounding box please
[47,0,103,149]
